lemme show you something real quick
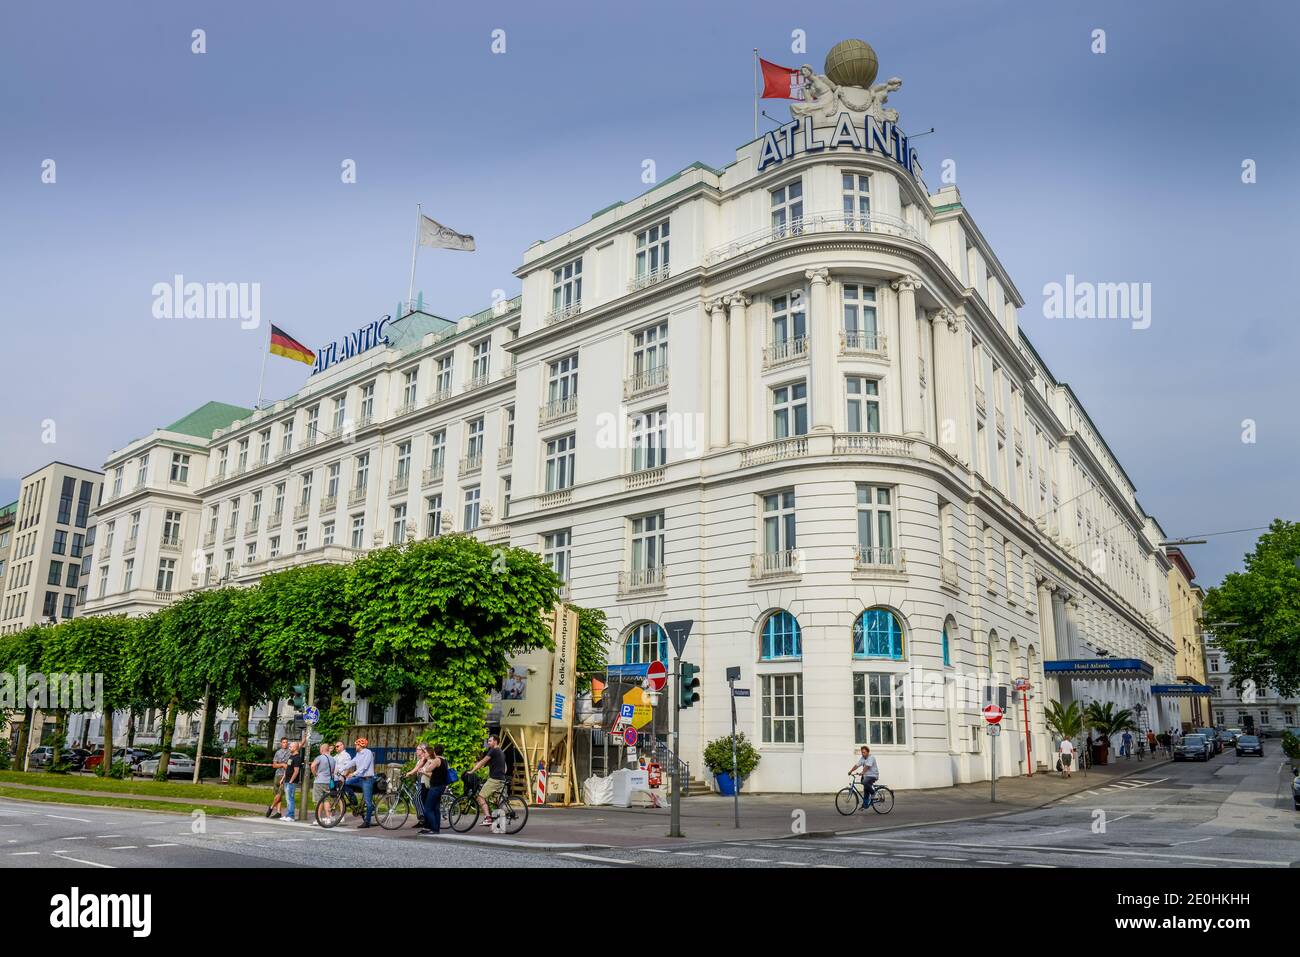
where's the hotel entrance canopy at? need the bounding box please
[1044,658,1154,680]
[1150,684,1214,697]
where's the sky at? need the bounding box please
[1,0,1296,588]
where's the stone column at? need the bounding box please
[805,268,833,432]
[892,275,924,437]
[708,298,728,450]
[929,307,966,458]
[1038,581,1058,659]
[726,293,750,446]
[1065,597,1082,660]
[1051,590,1070,661]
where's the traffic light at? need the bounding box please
[291,682,307,712]
[679,662,701,710]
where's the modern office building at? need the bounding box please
[82,41,1183,790]
[0,501,16,599]
[0,462,102,635]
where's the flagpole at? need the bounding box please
[753,48,759,140]
[406,202,422,315]
[255,322,270,410]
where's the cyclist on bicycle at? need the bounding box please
[468,735,508,829]
[848,746,878,806]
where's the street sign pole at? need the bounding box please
[669,661,682,839]
[991,724,998,803]
[728,673,740,828]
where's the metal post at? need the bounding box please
[728,676,740,828]
[990,724,998,803]
[669,662,682,838]
[601,666,609,777]
[1023,689,1032,776]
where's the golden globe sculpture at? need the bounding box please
[824,39,878,88]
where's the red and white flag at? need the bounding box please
[759,57,801,99]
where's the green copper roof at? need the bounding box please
[0,500,16,519]
[162,401,254,439]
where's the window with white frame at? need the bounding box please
[435,355,453,396]
[325,462,340,499]
[395,442,412,483]
[462,486,481,531]
[359,382,375,422]
[136,453,150,486]
[547,354,579,410]
[470,339,490,383]
[272,482,285,517]
[350,514,365,549]
[98,565,109,598]
[551,258,582,314]
[630,512,664,572]
[424,494,443,537]
[392,504,408,544]
[236,439,249,472]
[770,179,803,238]
[501,476,511,518]
[466,418,485,464]
[402,368,418,407]
[845,377,881,432]
[112,466,124,496]
[354,452,369,491]
[630,408,667,471]
[222,548,233,580]
[161,510,182,546]
[545,433,576,491]
[281,419,294,454]
[306,405,320,442]
[128,510,141,540]
[842,283,878,345]
[122,557,134,591]
[295,527,308,552]
[322,521,335,546]
[855,485,894,562]
[762,490,796,555]
[842,171,870,226]
[761,674,804,744]
[428,430,446,474]
[853,673,907,745]
[299,472,313,508]
[332,395,347,431]
[245,542,255,564]
[543,529,571,583]
[269,535,281,559]
[104,520,116,550]
[156,558,175,593]
[634,221,669,278]
[631,320,668,387]
[770,290,807,347]
[502,407,515,452]
[169,453,190,483]
[258,429,271,464]
[771,382,809,438]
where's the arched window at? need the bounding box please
[941,617,955,667]
[853,608,904,660]
[760,610,801,660]
[623,622,667,664]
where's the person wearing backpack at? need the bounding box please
[420,745,451,836]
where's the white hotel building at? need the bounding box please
[84,92,1182,792]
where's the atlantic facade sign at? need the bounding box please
[312,315,392,375]
[756,112,921,178]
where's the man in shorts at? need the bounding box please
[1059,736,1075,777]
[310,743,334,825]
[468,735,508,829]
[266,736,290,818]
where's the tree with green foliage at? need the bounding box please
[1202,520,1300,697]
[1084,700,1135,739]
[1044,699,1084,742]
[347,535,560,771]
[0,625,50,770]
[39,615,134,777]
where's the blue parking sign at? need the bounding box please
[620,704,634,720]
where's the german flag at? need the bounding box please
[269,324,314,366]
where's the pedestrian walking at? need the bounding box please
[1058,737,1074,778]
[310,744,335,826]
[420,745,450,836]
[338,736,377,828]
[1146,729,1158,757]
[266,736,291,819]
[1120,729,1133,758]
[282,741,303,822]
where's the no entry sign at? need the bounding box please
[983,704,1004,724]
[646,660,667,692]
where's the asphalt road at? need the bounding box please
[3,752,1295,869]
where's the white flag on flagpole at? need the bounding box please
[418,214,475,251]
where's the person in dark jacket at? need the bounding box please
[420,745,450,836]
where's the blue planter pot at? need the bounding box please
[715,772,743,796]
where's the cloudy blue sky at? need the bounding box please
[1,0,1295,587]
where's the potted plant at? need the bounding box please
[703,733,760,795]
[1083,701,1134,766]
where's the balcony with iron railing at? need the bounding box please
[839,330,888,357]
[623,365,669,400]
[459,454,483,477]
[321,495,337,513]
[762,335,809,370]
[394,401,417,418]
[422,466,445,487]
[244,518,259,536]
[540,394,578,425]
[618,565,665,596]
[424,388,452,408]
[464,374,490,393]
[704,210,920,266]
[750,549,802,581]
[389,475,410,496]
[498,445,513,467]
[940,557,959,590]
[347,486,367,507]
[628,265,671,292]
[267,510,284,529]
[545,301,582,326]
[223,526,236,542]
[158,536,182,555]
[203,530,217,548]
[123,536,138,555]
[293,503,311,522]
[852,545,906,575]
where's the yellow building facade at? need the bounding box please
[1167,548,1208,729]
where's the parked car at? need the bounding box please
[66,748,93,771]
[1174,734,1210,761]
[26,746,54,768]
[1221,728,1241,747]
[1195,728,1223,755]
[83,747,151,772]
[136,752,195,779]
[1234,734,1263,757]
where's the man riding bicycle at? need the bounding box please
[848,745,878,806]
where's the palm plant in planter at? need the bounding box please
[703,733,760,795]
[1083,701,1135,765]
[1044,700,1083,742]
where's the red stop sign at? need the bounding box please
[646,660,667,692]
[983,704,1003,724]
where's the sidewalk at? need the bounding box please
[338,754,1174,850]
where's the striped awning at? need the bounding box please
[1044,658,1154,680]
[1150,684,1214,697]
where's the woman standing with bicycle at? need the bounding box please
[405,744,433,829]
[420,745,449,836]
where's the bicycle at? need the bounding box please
[447,776,529,834]
[834,774,894,815]
[1134,740,1146,762]
[315,777,369,828]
